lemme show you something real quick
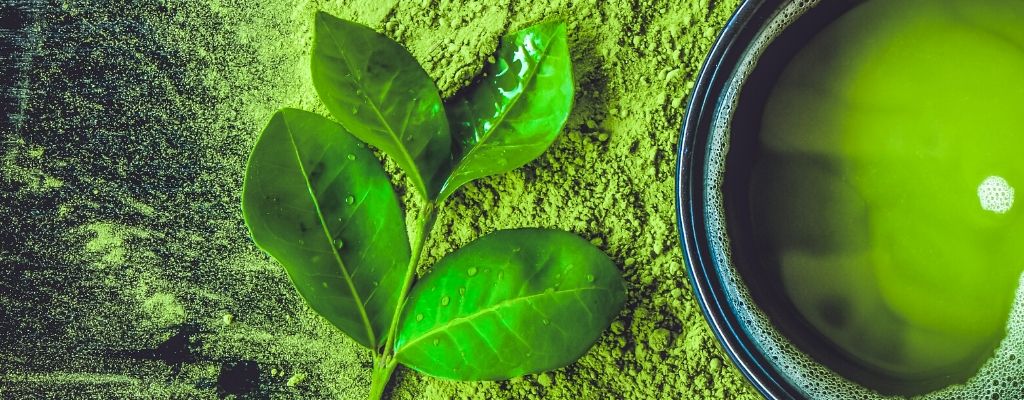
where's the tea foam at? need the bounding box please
[978,176,1015,214]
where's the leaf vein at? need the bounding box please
[444,27,563,193]
[323,31,426,195]
[467,318,508,364]
[281,115,377,347]
[396,287,607,354]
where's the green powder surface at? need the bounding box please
[2,0,755,398]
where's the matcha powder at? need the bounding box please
[1,0,756,398]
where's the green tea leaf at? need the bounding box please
[394,229,624,380]
[311,12,451,199]
[438,21,574,201]
[242,108,410,349]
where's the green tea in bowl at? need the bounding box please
[693,0,1024,397]
[753,0,1024,385]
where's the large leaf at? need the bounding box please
[394,229,624,380]
[241,108,410,349]
[311,12,452,199]
[438,21,574,201]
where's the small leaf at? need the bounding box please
[242,109,410,349]
[439,21,574,201]
[394,229,625,380]
[312,12,452,199]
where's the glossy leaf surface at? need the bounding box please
[439,21,574,201]
[242,108,410,349]
[312,12,451,199]
[394,229,624,380]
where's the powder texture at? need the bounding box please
[1,0,753,398]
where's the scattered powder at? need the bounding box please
[1,0,754,398]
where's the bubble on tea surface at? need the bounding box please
[978,175,1014,214]
[703,0,1024,398]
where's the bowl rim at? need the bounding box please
[674,0,803,399]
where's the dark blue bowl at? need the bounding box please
[675,1,861,399]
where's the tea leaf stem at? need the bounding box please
[370,199,438,400]
[368,355,400,400]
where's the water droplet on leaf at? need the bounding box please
[586,274,595,282]
[415,313,424,322]
[467,267,478,277]
[346,154,356,160]
[345,195,355,205]
[440,296,450,306]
